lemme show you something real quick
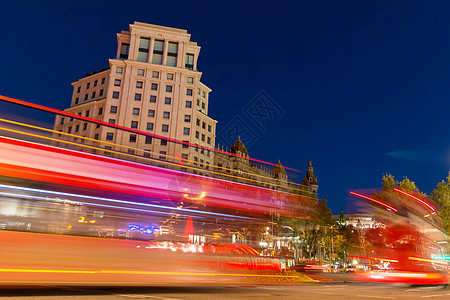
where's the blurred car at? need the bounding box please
[292,261,329,273]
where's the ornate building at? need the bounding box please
[213,137,318,196]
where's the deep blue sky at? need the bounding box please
[1,0,450,214]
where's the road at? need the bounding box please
[1,283,449,299]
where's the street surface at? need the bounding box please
[1,283,449,299]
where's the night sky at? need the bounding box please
[2,1,450,214]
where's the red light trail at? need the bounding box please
[350,191,398,212]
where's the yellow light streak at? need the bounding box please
[0,268,298,278]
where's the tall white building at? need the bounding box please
[54,22,217,168]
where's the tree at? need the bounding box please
[430,173,450,235]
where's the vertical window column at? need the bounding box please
[137,37,150,62]
[152,39,164,65]
[167,42,178,67]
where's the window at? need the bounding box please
[197,99,200,106]
[164,97,171,104]
[161,140,167,146]
[137,37,150,62]
[136,81,143,88]
[120,43,129,59]
[182,140,189,149]
[145,136,152,144]
[116,67,123,74]
[98,107,103,115]
[207,150,210,157]
[110,106,117,113]
[202,91,206,98]
[83,123,87,130]
[91,92,96,99]
[186,53,194,70]
[202,122,206,129]
[138,69,145,76]
[152,71,159,78]
[112,91,119,99]
[144,150,151,158]
[84,94,88,100]
[182,154,188,159]
[166,85,172,92]
[208,125,211,132]
[85,110,90,117]
[162,124,169,132]
[108,119,115,124]
[183,128,190,135]
[129,134,137,143]
[202,102,205,109]
[68,126,72,134]
[131,121,138,129]
[163,111,170,119]
[186,89,193,96]
[94,80,98,87]
[96,124,100,128]
[151,83,158,90]
[187,77,194,84]
[94,134,99,140]
[106,132,114,140]
[167,73,174,80]
[114,79,121,86]
[150,95,156,103]
[132,108,140,115]
[99,89,104,96]
[148,109,155,117]
[75,97,79,104]
[186,101,192,108]
[152,39,164,65]
[167,42,178,67]
[134,93,142,101]
[201,134,205,141]
[77,86,81,93]
[101,78,105,84]
[146,122,154,130]
[60,117,64,125]
[184,115,191,122]
[198,88,201,95]
[87,82,90,89]
[207,137,211,144]
[159,151,167,160]
[128,149,135,155]
[196,118,200,126]
[75,124,79,132]
[195,131,199,138]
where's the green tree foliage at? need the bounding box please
[430,173,450,235]
[316,199,334,226]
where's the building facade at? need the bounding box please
[213,137,318,196]
[54,22,217,166]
